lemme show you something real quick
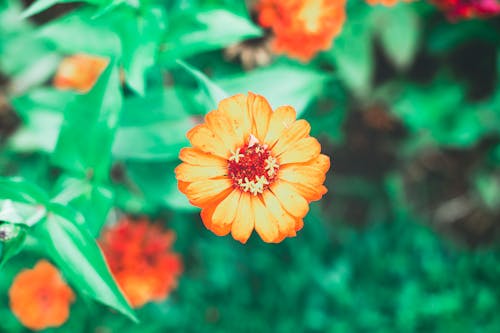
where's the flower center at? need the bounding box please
[227,136,279,195]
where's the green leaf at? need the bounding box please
[0,222,27,269]
[0,178,49,205]
[9,88,74,153]
[113,6,166,95]
[20,0,65,19]
[161,8,262,61]
[124,161,196,211]
[51,60,122,182]
[32,206,137,322]
[52,176,114,235]
[328,8,372,97]
[217,63,328,116]
[36,8,121,57]
[374,4,420,69]
[177,60,229,109]
[112,87,197,161]
[21,0,115,18]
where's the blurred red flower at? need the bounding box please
[100,217,183,308]
[256,0,346,61]
[9,260,75,331]
[53,53,108,93]
[433,0,500,18]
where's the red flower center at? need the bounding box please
[227,136,279,195]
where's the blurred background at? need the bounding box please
[0,0,500,332]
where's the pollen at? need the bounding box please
[227,136,279,195]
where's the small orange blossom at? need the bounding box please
[9,260,75,331]
[175,92,330,243]
[256,0,346,61]
[99,217,183,308]
[53,53,108,93]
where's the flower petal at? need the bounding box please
[285,181,328,202]
[179,148,227,167]
[185,179,233,207]
[218,94,252,141]
[248,92,272,142]
[253,197,280,243]
[271,119,311,155]
[262,190,296,236]
[301,154,331,173]
[212,189,242,228]
[279,164,326,185]
[201,205,231,236]
[186,124,229,158]
[231,193,255,243]
[205,110,243,151]
[270,181,309,218]
[178,180,190,194]
[264,105,296,146]
[278,137,321,164]
[175,163,227,182]
[295,219,304,232]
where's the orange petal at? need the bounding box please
[248,92,272,142]
[201,205,231,236]
[286,181,328,202]
[179,148,227,167]
[271,119,311,156]
[264,105,296,146]
[186,124,229,158]
[279,164,326,185]
[278,137,321,164]
[253,197,280,243]
[185,179,233,207]
[178,180,190,194]
[175,163,227,182]
[270,181,309,218]
[231,193,254,243]
[212,189,242,228]
[205,110,243,151]
[218,94,252,141]
[262,190,296,236]
[301,154,331,173]
[295,219,304,232]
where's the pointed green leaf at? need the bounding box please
[52,176,114,235]
[161,8,262,61]
[375,4,420,69]
[51,60,122,182]
[32,206,137,322]
[177,60,229,109]
[112,88,194,161]
[217,63,328,116]
[328,8,373,97]
[114,6,166,95]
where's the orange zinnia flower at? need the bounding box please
[256,0,346,61]
[99,217,183,308]
[175,92,330,243]
[9,260,75,331]
[53,53,108,93]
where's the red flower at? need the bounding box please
[9,260,75,331]
[256,0,346,61]
[99,217,183,308]
[433,0,500,19]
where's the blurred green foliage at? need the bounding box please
[0,0,499,331]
